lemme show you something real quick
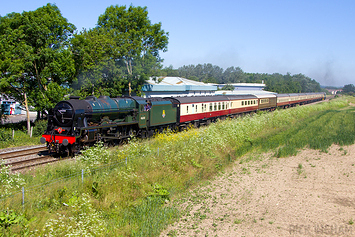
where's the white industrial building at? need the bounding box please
[141,77,271,98]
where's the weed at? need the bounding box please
[0,161,25,198]
[0,209,25,229]
[297,164,303,175]
[234,218,243,224]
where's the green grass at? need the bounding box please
[0,96,354,236]
[0,119,46,149]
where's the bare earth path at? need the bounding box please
[161,144,355,237]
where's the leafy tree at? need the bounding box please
[221,84,235,90]
[70,28,124,98]
[72,5,169,97]
[222,66,245,83]
[161,65,179,77]
[0,4,76,133]
[176,63,223,83]
[342,84,355,95]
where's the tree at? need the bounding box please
[221,84,235,90]
[222,66,245,83]
[0,4,76,133]
[161,65,179,77]
[342,84,355,95]
[70,28,125,98]
[76,5,169,96]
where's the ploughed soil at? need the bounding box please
[161,143,355,237]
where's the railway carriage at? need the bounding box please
[276,94,291,108]
[306,92,326,103]
[277,92,325,108]
[227,95,258,116]
[288,93,304,106]
[170,95,259,127]
[255,94,277,111]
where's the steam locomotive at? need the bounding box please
[41,92,326,155]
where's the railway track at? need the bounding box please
[0,145,60,172]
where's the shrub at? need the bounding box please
[0,128,12,142]
[32,120,48,137]
[42,193,106,236]
[78,142,110,171]
[0,161,25,198]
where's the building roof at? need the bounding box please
[147,77,208,86]
[143,77,217,92]
[215,90,276,96]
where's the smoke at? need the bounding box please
[307,59,338,87]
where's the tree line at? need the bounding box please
[159,63,324,94]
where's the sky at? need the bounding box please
[1,0,354,87]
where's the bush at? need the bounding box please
[32,120,48,137]
[0,160,25,198]
[0,119,35,132]
[0,128,12,142]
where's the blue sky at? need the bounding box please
[1,0,354,87]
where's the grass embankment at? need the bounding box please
[0,120,46,148]
[1,96,354,236]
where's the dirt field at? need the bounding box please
[161,144,355,237]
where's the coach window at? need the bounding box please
[204,104,207,112]
[201,103,204,112]
[187,106,189,114]
[248,101,250,105]
[210,103,213,111]
[195,105,198,112]
[242,101,244,106]
[214,103,217,111]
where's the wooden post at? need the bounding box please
[24,93,31,135]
